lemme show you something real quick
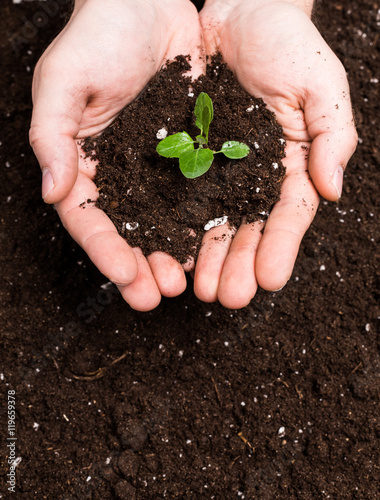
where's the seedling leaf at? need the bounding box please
[156,132,194,158]
[221,141,250,159]
[196,135,207,146]
[179,148,214,179]
[194,92,213,141]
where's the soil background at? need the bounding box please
[0,1,379,499]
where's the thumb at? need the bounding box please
[30,60,86,204]
[305,56,358,201]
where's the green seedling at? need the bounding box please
[156,92,250,179]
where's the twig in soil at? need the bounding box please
[229,455,241,468]
[238,432,255,451]
[71,352,128,381]
[295,385,304,400]
[348,361,362,376]
[175,208,183,221]
[211,377,223,405]
[275,378,290,389]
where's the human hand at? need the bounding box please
[196,0,358,308]
[30,0,204,310]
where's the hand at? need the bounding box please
[30,0,204,311]
[195,0,358,308]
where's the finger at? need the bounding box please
[30,57,87,204]
[181,228,197,273]
[182,256,195,273]
[199,1,229,55]
[217,221,264,309]
[55,173,138,286]
[194,224,235,303]
[164,1,206,78]
[117,248,161,311]
[147,252,187,297]
[256,142,319,291]
[304,52,358,201]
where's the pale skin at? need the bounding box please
[30,0,357,311]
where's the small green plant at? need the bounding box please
[156,92,250,179]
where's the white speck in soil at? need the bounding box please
[272,162,279,169]
[278,426,286,438]
[156,127,168,139]
[125,222,139,231]
[100,281,112,290]
[204,215,228,231]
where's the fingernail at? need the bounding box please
[42,168,54,199]
[331,165,344,200]
[272,282,287,292]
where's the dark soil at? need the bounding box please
[0,1,379,500]
[84,56,285,263]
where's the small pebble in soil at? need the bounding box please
[156,127,168,139]
[125,222,139,231]
[204,216,228,231]
[278,426,286,438]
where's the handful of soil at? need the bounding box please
[83,55,286,263]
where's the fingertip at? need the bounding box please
[217,289,253,310]
[255,232,295,291]
[120,287,162,312]
[256,261,291,292]
[257,273,290,293]
[329,164,344,201]
[147,252,187,298]
[307,118,358,202]
[182,256,195,273]
[118,248,161,312]
[194,280,218,303]
[85,232,139,286]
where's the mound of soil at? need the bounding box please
[84,56,285,263]
[0,1,379,499]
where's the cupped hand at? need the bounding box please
[196,0,358,308]
[30,0,204,311]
